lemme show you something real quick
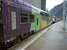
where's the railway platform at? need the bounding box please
[8,21,67,50]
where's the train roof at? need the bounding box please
[5,0,48,14]
[17,0,48,14]
[23,2,47,13]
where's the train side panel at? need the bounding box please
[1,0,32,49]
[17,4,32,33]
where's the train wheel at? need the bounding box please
[31,30,35,35]
[20,33,29,40]
[19,34,24,40]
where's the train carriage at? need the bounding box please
[30,5,51,32]
[0,0,52,49]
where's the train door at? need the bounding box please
[30,15,35,32]
[31,13,40,32]
[30,13,41,32]
[10,7,19,37]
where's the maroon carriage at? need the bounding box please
[0,0,32,49]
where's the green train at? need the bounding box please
[30,5,51,32]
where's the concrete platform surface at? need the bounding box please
[9,21,67,50]
[26,21,67,50]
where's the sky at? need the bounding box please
[46,0,64,11]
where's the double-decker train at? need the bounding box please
[0,0,52,49]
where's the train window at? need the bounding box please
[30,15,34,22]
[40,12,49,16]
[20,13,28,23]
[21,17,28,23]
[11,11,16,30]
[8,0,17,2]
[0,0,2,19]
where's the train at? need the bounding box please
[0,0,52,49]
